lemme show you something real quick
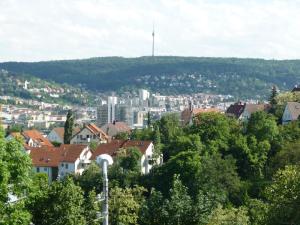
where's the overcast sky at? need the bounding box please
[1,0,300,62]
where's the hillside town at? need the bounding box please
[2,85,300,184]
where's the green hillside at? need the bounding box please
[0,69,95,105]
[1,56,300,99]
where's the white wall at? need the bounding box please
[47,130,63,144]
[282,106,292,124]
[34,166,53,182]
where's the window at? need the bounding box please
[36,167,40,172]
[61,163,64,167]
[44,168,47,172]
[66,164,69,169]
[87,135,90,138]
[93,134,96,139]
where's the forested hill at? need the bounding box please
[1,56,300,99]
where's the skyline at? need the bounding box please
[1,0,300,62]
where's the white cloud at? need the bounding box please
[0,0,300,61]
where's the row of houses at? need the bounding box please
[29,139,157,182]
[181,100,300,125]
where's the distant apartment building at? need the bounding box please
[97,96,118,126]
[116,104,134,127]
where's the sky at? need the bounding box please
[1,0,300,62]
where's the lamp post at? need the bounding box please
[96,154,113,225]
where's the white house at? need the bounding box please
[91,140,162,174]
[29,144,91,182]
[58,144,92,178]
[282,102,300,124]
[47,127,80,144]
[70,123,109,144]
[240,104,270,121]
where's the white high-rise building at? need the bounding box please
[97,96,118,126]
[107,96,118,124]
[139,89,150,101]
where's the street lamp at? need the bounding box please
[96,154,113,225]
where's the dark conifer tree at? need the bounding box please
[64,110,74,144]
[269,85,278,106]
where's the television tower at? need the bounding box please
[152,24,155,57]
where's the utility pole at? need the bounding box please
[97,154,113,225]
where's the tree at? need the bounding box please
[198,153,243,205]
[269,85,278,106]
[118,147,142,172]
[64,110,74,144]
[30,177,86,225]
[191,112,238,154]
[158,113,182,145]
[84,190,101,225]
[89,141,98,151]
[74,162,103,194]
[245,198,269,225]
[144,151,201,198]
[265,165,300,224]
[139,188,165,225]
[152,125,163,160]
[208,205,249,225]
[161,175,193,225]
[246,111,279,142]
[0,136,32,225]
[109,186,145,225]
[269,140,300,175]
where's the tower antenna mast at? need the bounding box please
[152,23,155,57]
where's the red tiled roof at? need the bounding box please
[91,139,152,160]
[23,129,53,147]
[30,144,88,167]
[59,144,88,162]
[30,146,60,167]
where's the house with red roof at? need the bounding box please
[70,123,109,145]
[92,140,161,174]
[7,129,53,148]
[30,144,91,182]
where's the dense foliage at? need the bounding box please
[2,89,300,224]
[2,57,300,98]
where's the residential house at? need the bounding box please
[226,102,246,119]
[7,129,53,147]
[30,144,91,182]
[47,127,80,144]
[240,104,270,121]
[70,123,109,144]
[100,121,131,137]
[181,106,220,125]
[91,140,161,174]
[226,102,270,121]
[282,102,300,124]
